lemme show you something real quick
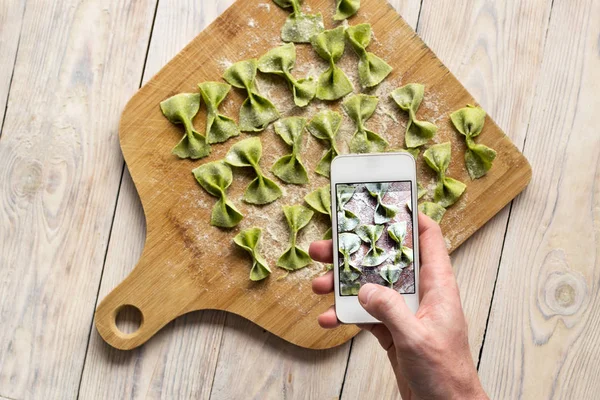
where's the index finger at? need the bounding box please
[417,212,456,290]
[418,212,451,266]
[309,240,333,263]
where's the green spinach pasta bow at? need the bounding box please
[160,93,210,160]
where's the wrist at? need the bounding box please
[453,372,487,400]
[450,365,489,400]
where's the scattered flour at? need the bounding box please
[217,58,233,71]
[257,2,271,12]
[248,18,257,28]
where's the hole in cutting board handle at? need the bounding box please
[114,304,144,336]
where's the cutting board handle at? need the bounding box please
[94,251,195,350]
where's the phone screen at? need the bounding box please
[336,181,415,296]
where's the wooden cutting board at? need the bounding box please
[95,0,531,350]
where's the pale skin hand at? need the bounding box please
[310,213,488,400]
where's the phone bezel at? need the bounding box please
[330,152,420,324]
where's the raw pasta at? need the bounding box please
[258,43,316,107]
[343,94,389,153]
[277,205,314,270]
[272,0,324,43]
[334,0,360,21]
[450,105,497,179]
[233,227,272,281]
[365,183,399,224]
[197,82,240,144]
[387,222,413,267]
[418,202,446,223]
[225,137,282,204]
[223,59,279,132]
[336,184,360,232]
[338,232,362,285]
[356,224,388,267]
[192,161,243,228]
[307,110,342,177]
[390,83,438,148]
[304,185,332,239]
[271,117,309,184]
[160,93,210,159]
[311,26,354,100]
[345,23,392,88]
[423,142,466,208]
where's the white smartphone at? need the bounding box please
[330,152,420,324]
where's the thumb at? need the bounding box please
[358,283,419,340]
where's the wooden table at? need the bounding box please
[0,0,598,398]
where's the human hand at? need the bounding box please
[310,213,488,400]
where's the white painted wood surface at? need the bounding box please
[417,0,553,362]
[0,0,158,398]
[1,0,599,399]
[79,1,234,398]
[479,0,600,397]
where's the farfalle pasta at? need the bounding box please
[338,232,362,295]
[343,94,389,153]
[160,93,210,159]
[223,59,279,132]
[390,83,438,148]
[258,43,316,107]
[311,26,354,101]
[277,205,314,270]
[419,202,446,223]
[388,222,413,267]
[272,0,324,43]
[307,110,342,177]
[336,184,360,232]
[379,264,400,288]
[346,23,392,88]
[192,161,243,228]
[423,142,466,208]
[233,227,272,281]
[197,82,240,144]
[366,183,399,224]
[356,224,387,267]
[225,137,282,205]
[304,185,332,239]
[450,105,497,179]
[271,117,309,184]
[334,0,360,20]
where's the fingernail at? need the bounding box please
[358,284,377,306]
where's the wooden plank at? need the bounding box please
[210,313,350,400]
[342,0,553,397]
[0,0,157,398]
[78,1,236,399]
[418,0,553,360]
[478,0,600,397]
[386,0,422,29]
[0,0,25,134]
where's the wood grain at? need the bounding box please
[478,0,600,398]
[0,0,25,134]
[418,0,553,361]
[342,332,402,399]
[95,0,530,352]
[210,313,350,399]
[78,1,235,399]
[0,0,157,398]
